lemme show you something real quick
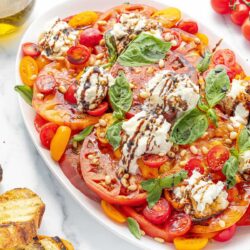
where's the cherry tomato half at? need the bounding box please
[213,224,236,242]
[67,45,90,65]
[242,17,250,41]
[36,75,57,95]
[207,145,230,172]
[212,49,236,68]
[142,154,168,168]
[22,42,41,58]
[143,198,171,225]
[87,102,109,116]
[231,4,249,26]
[34,114,47,132]
[185,158,205,176]
[39,123,59,149]
[211,0,231,14]
[64,83,77,104]
[176,19,198,34]
[79,28,103,48]
[165,30,182,50]
[227,186,239,202]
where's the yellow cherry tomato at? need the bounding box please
[69,11,98,28]
[101,200,126,223]
[152,7,181,28]
[244,76,250,81]
[19,56,38,87]
[196,33,209,46]
[138,159,159,179]
[50,126,71,161]
[173,237,208,250]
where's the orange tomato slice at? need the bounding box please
[19,56,38,86]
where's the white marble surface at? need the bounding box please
[0,0,249,250]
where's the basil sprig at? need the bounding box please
[14,85,33,106]
[117,33,171,67]
[73,125,94,142]
[237,128,250,153]
[170,108,208,145]
[197,51,212,73]
[141,170,188,208]
[105,30,118,66]
[106,121,123,150]
[127,217,141,239]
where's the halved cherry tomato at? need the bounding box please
[143,198,171,225]
[227,187,239,202]
[142,154,168,168]
[207,145,230,172]
[174,237,208,250]
[101,200,126,223]
[165,213,192,239]
[231,4,249,25]
[36,75,57,95]
[213,224,236,242]
[67,45,90,65]
[138,159,159,179]
[34,114,47,132]
[164,30,182,50]
[185,158,204,176]
[242,17,250,41]
[176,19,198,34]
[64,83,77,104]
[68,11,98,28]
[39,123,59,149]
[79,28,103,48]
[87,102,109,116]
[211,0,231,14]
[22,42,41,58]
[212,49,236,68]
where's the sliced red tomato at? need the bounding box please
[212,49,236,68]
[143,198,171,225]
[237,204,250,226]
[39,123,59,149]
[36,75,57,95]
[211,0,231,14]
[242,17,250,41]
[142,154,168,168]
[87,102,109,116]
[80,134,147,206]
[230,3,249,25]
[22,42,41,58]
[34,114,48,132]
[227,187,239,202]
[164,30,182,50]
[64,83,77,104]
[176,19,198,34]
[213,224,236,242]
[185,158,204,176]
[79,28,103,48]
[207,145,230,172]
[67,45,90,65]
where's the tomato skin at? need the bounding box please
[242,17,250,41]
[227,187,239,202]
[185,158,204,176]
[213,224,236,242]
[22,42,41,58]
[143,198,171,225]
[64,84,77,104]
[67,45,90,65]
[207,145,230,172]
[164,30,182,50]
[230,4,249,25]
[211,0,231,14]
[176,19,198,34]
[87,102,109,116]
[36,75,57,95]
[39,123,59,149]
[237,204,250,226]
[79,28,103,48]
[34,114,48,132]
[142,154,168,168]
[212,49,236,68]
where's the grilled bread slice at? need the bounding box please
[0,188,45,249]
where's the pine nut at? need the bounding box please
[171,40,177,47]
[121,178,128,187]
[97,20,107,25]
[99,132,106,138]
[58,85,66,94]
[139,91,150,99]
[225,138,232,144]
[154,237,165,243]
[190,145,198,155]
[96,53,104,59]
[159,59,165,68]
[88,154,95,159]
[201,146,209,154]
[99,119,107,127]
[128,184,137,191]
[123,173,129,179]
[227,124,234,132]
[36,93,44,100]
[180,160,187,166]
[194,37,201,44]
[105,175,111,185]
[30,74,37,80]
[129,83,135,89]
[219,220,225,228]
[95,59,102,66]
[167,151,175,158]
[135,68,141,73]
[88,55,96,66]
[91,158,99,165]
[164,33,173,41]
[230,131,238,140]
[99,39,105,46]
[180,150,187,157]
[146,67,154,74]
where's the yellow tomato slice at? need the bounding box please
[69,11,98,28]
[138,159,159,179]
[19,56,38,86]
[174,237,208,250]
[101,200,126,223]
[196,33,209,46]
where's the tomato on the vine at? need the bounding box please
[231,3,249,26]
[211,0,232,14]
[212,49,236,68]
[242,17,250,41]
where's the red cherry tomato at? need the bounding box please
[164,30,182,50]
[212,49,236,68]
[87,102,109,116]
[34,114,47,132]
[213,224,236,242]
[227,186,239,202]
[39,123,59,149]
[165,213,192,239]
[207,145,230,172]
[143,198,171,225]
[36,75,57,95]
[242,17,250,41]
[67,45,90,65]
[79,28,103,48]
[64,84,77,104]
[211,0,232,14]
[210,171,227,183]
[176,19,198,34]
[142,154,168,168]
[22,42,41,58]
[185,158,205,176]
[231,4,249,25]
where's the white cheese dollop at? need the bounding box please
[239,150,250,173]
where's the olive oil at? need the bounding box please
[0,0,35,36]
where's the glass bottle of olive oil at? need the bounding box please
[0,0,35,36]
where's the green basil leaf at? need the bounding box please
[109,72,132,119]
[222,156,239,189]
[230,148,239,158]
[238,128,250,153]
[14,85,33,106]
[207,108,218,127]
[170,108,209,145]
[127,217,141,239]
[73,125,94,142]
[106,121,123,150]
[159,170,188,188]
[105,30,118,65]
[198,98,209,112]
[197,51,212,73]
[141,178,158,192]
[146,182,162,208]
[117,33,171,67]
[205,67,230,108]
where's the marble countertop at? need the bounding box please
[0,0,249,249]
